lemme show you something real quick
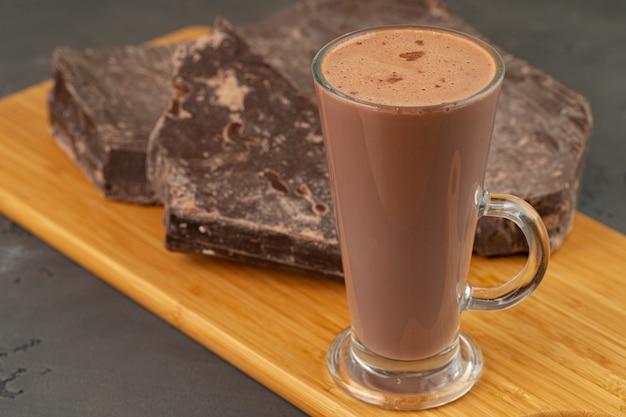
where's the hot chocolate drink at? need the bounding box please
[315,27,503,361]
[319,27,497,106]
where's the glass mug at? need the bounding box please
[312,25,550,409]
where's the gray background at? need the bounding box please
[1,0,624,416]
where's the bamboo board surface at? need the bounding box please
[1,27,625,416]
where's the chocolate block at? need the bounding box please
[243,0,593,256]
[48,43,180,204]
[48,0,592,277]
[147,18,342,277]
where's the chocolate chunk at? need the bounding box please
[48,0,592,276]
[475,56,592,256]
[242,0,592,256]
[48,43,180,204]
[147,18,342,278]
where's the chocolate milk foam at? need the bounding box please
[315,28,502,361]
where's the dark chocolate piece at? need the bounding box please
[147,18,342,278]
[48,43,180,204]
[49,0,593,278]
[242,0,593,256]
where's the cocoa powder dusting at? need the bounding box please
[387,75,404,83]
[399,51,425,61]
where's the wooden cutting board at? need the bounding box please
[1,27,625,417]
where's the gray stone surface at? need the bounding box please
[1,0,624,416]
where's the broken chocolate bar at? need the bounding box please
[49,42,180,204]
[48,0,592,277]
[147,18,342,277]
[242,0,593,256]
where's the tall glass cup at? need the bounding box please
[312,26,550,409]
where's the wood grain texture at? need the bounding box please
[1,27,625,417]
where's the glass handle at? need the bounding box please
[463,191,550,311]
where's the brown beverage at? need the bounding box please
[315,27,503,361]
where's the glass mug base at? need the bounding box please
[326,328,483,410]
